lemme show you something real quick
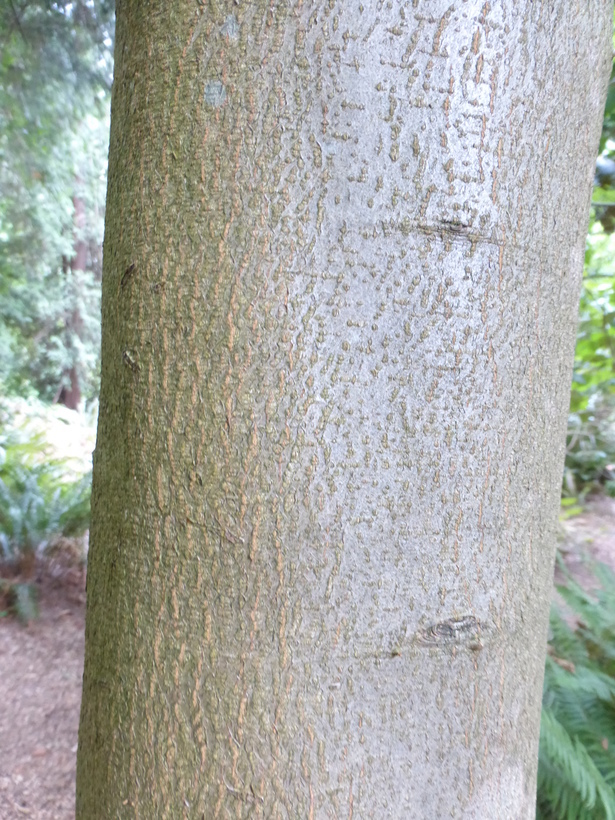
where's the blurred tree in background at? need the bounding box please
[0,0,113,405]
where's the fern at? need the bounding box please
[538,559,615,819]
[0,429,91,559]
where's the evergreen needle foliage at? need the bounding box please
[537,562,615,819]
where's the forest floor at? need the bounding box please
[1,498,615,819]
[0,554,85,820]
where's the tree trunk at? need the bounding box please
[77,2,612,817]
[58,190,86,410]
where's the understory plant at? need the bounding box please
[537,561,615,819]
[0,432,91,561]
[0,400,93,623]
[0,399,93,563]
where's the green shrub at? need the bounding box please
[0,400,93,561]
[0,431,91,560]
[565,220,615,495]
[537,562,615,819]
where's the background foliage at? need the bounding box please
[0,0,113,403]
[566,37,615,496]
[0,397,94,563]
[0,0,111,615]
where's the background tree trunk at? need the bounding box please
[57,190,86,410]
[77,2,613,816]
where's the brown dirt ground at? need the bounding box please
[0,498,615,819]
[0,556,85,820]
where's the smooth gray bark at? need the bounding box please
[77,1,613,817]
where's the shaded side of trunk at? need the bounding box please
[77,2,613,817]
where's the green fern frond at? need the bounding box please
[0,429,91,558]
[538,557,615,820]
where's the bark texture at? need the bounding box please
[77,1,613,817]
